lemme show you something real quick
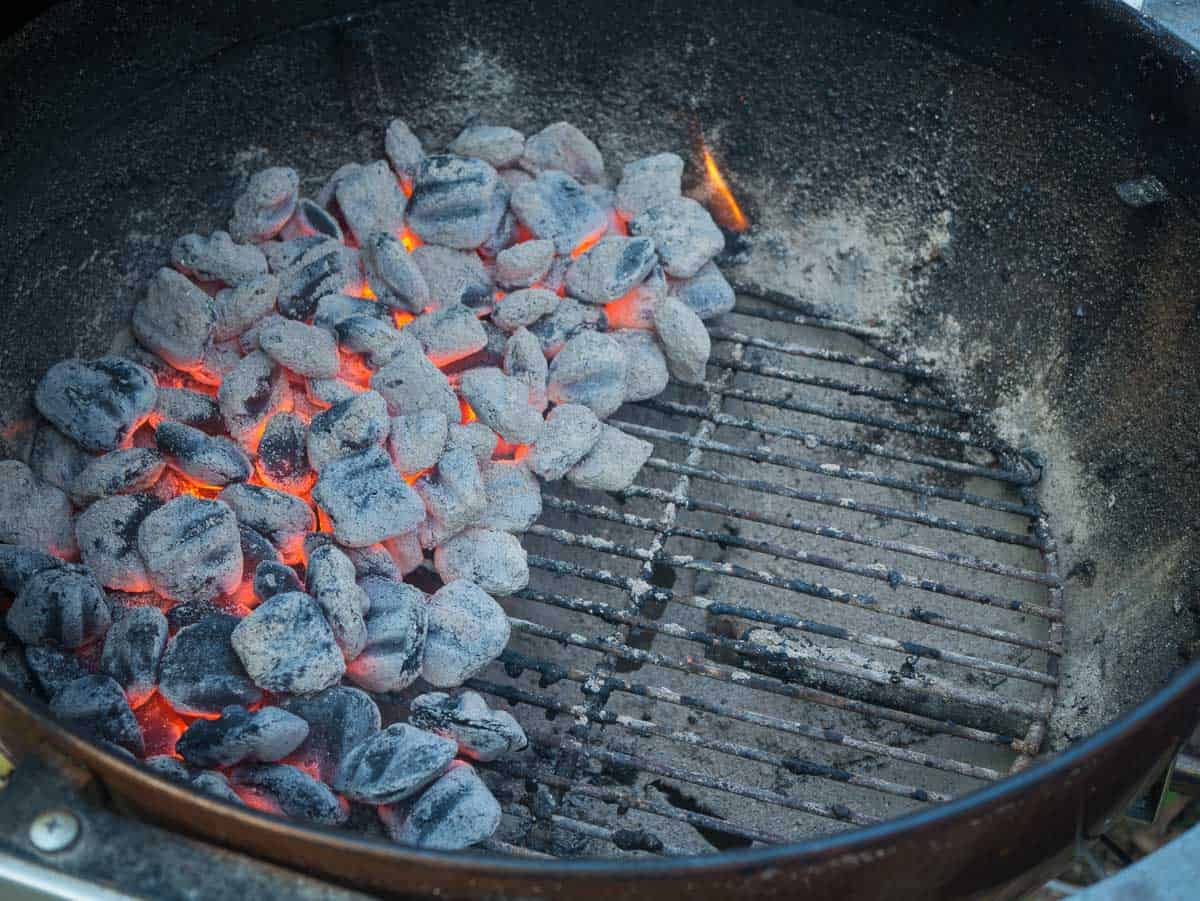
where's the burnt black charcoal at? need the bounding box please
[230,763,348,825]
[7,565,110,649]
[412,449,486,548]
[29,424,89,493]
[70,448,165,507]
[231,592,345,693]
[564,236,657,304]
[159,614,262,716]
[527,403,602,481]
[281,685,381,783]
[458,367,543,445]
[406,304,488,366]
[313,293,390,332]
[217,351,291,446]
[282,198,344,243]
[100,605,168,707]
[409,690,527,761]
[253,560,303,603]
[240,524,282,575]
[333,723,455,804]
[388,409,448,475]
[192,770,243,804]
[24,646,86,700]
[132,269,217,372]
[345,576,427,693]
[137,494,243,607]
[0,545,62,595]
[258,316,340,379]
[335,160,407,244]
[307,391,390,472]
[653,296,711,384]
[256,412,313,493]
[154,389,224,436]
[304,544,367,660]
[477,460,541,533]
[164,599,220,633]
[50,674,144,756]
[157,420,254,487]
[495,239,555,289]
[172,230,269,286]
[381,763,501,849]
[615,153,684,219]
[407,155,502,249]
[410,245,492,312]
[369,332,460,422]
[212,275,281,342]
[75,493,160,592]
[34,357,157,453]
[422,580,509,688]
[218,483,314,562]
[668,261,735,320]
[629,197,725,278]
[312,447,426,548]
[177,704,309,767]
[276,240,357,321]
[0,460,76,556]
[230,167,299,243]
[334,315,405,370]
[434,528,528,596]
[520,122,605,184]
[547,330,628,417]
[511,171,607,256]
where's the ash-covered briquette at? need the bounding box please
[0,460,77,556]
[159,614,262,715]
[434,528,529,596]
[305,544,368,660]
[334,723,456,804]
[1,117,739,851]
[137,496,243,604]
[75,494,160,592]
[346,576,427,693]
[177,704,309,768]
[71,448,168,511]
[231,591,346,694]
[35,357,157,453]
[50,674,144,756]
[409,690,527,762]
[381,763,501,850]
[422,580,510,688]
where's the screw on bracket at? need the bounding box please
[28,809,81,853]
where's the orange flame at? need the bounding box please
[701,147,748,232]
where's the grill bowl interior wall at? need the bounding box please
[2,0,1200,897]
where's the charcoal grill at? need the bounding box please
[3,0,1200,898]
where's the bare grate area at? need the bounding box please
[455,288,1063,858]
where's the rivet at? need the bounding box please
[28,809,80,853]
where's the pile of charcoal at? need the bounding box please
[0,119,734,850]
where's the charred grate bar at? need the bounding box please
[461,287,1062,857]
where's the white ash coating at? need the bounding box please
[527,403,602,481]
[382,762,501,850]
[611,328,670,402]
[495,239,555,289]
[258,316,340,379]
[547,330,628,418]
[422,580,510,688]
[616,152,684,219]
[0,460,78,556]
[567,424,655,492]
[231,591,346,694]
[434,527,529,596]
[389,410,449,475]
[172,230,268,287]
[137,496,243,604]
[629,196,725,278]
[409,690,527,762]
[652,296,712,385]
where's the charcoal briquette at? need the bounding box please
[501,327,548,412]
[369,333,460,422]
[253,560,303,604]
[629,197,725,278]
[218,483,314,562]
[99,605,168,708]
[388,409,449,475]
[334,723,455,805]
[229,167,300,243]
[232,591,345,694]
[567,424,654,492]
[491,288,559,332]
[422,579,510,687]
[495,239,554,289]
[476,460,541,533]
[615,153,684,219]
[361,231,431,313]
[154,388,225,435]
[157,421,253,487]
[407,154,502,249]
[258,316,340,379]
[652,296,712,385]
[345,576,428,693]
[177,704,309,767]
[527,403,602,481]
[50,674,144,756]
[75,494,160,592]
[312,447,426,547]
[413,448,486,548]
[335,160,407,244]
[159,614,261,716]
[172,230,269,287]
[7,564,109,648]
[520,122,605,185]
[281,685,381,783]
[668,261,736,320]
[35,357,157,453]
[434,528,529,596]
[409,690,527,761]
[305,543,368,660]
[382,762,501,849]
[411,245,492,312]
[611,329,670,402]
[229,763,348,825]
[547,330,628,417]
[449,125,525,168]
[384,119,425,186]
[564,236,657,304]
[458,367,543,445]
[24,645,87,700]
[212,274,280,342]
[137,496,243,603]
[511,171,607,256]
[255,412,314,493]
[407,303,488,367]
[29,424,89,494]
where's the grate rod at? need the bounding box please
[516,584,1044,720]
[639,397,1034,486]
[618,420,1038,517]
[642,457,1042,549]
[492,758,789,846]
[505,618,1014,777]
[566,740,881,827]
[706,327,937,380]
[528,543,1056,655]
[471,676,953,805]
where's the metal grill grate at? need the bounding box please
[458,287,1063,858]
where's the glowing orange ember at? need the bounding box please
[393,310,415,329]
[701,146,748,232]
[400,225,422,252]
[459,397,478,424]
[402,467,431,486]
[514,223,534,244]
[570,225,607,259]
[135,693,189,758]
[399,176,414,199]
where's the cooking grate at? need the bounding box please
[453,286,1063,858]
